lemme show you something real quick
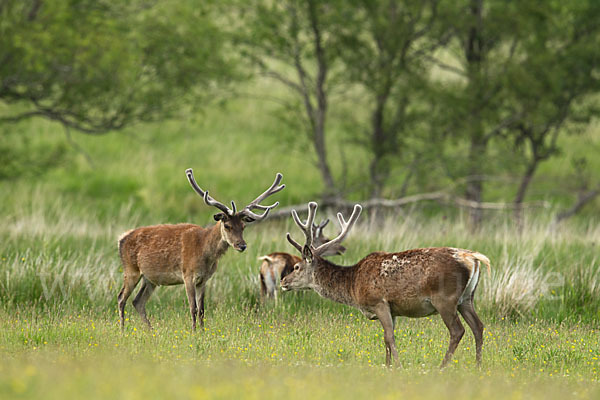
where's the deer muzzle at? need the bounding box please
[235,242,247,252]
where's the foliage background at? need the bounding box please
[1,1,599,399]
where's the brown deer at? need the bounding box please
[117,169,284,332]
[281,202,491,368]
[258,218,346,302]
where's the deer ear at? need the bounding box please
[213,213,226,221]
[302,245,313,264]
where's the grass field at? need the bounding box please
[1,310,599,399]
[1,95,600,398]
[1,190,599,399]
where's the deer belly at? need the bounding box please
[390,299,437,318]
[142,268,184,286]
[137,251,185,285]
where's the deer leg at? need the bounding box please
[263,269,276,300]
[184,278,197,332]
[117,271,141,331]
[195,283,206,329]
[132,277,156,329]
[259,273,267,303]
[458,299,484,365]
[433,300,465,369]
[373,302,398,367]
[271,270,279,304]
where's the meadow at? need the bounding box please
[1,191,599,399]
[1,98,600,399]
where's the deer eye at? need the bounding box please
[294,264,300,271]
[224,224,232,230]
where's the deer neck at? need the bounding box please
[312,259,357,306]
[206,222,230,259]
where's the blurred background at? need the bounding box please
[2,4,600,395]
[1,0,599,228]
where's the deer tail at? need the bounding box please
[472,252,491,277]
[117,229,135,263]
[257,255,274,263]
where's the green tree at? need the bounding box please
[335,0,449,198]
[0,0,231,134]
[498,1,600,222]
[230,0,450,201]
[230,0,342,199]
[431,0,600,225]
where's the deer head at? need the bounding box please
[185,169,285,252]
[281,201,361,290]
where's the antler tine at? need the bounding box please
[312,218,329,238]
[314,218,329,231]
[240,173,285,221]
[286,232,303,252]
[289,201,318,248]
[185,168,234,216]
[318,219,330,229]
[313,204,362,256]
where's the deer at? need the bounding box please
[281,202,491,368]
[117,168,284,332]
[258,218,346,302]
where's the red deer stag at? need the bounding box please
[258,218,346,302]
[117,169,284,332]
[281,202,491,368]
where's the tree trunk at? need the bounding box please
[465,135,485,227]
[369,93,390,198]
[513,161,538,229]
[307,0,336,197]
[464,0,485,228]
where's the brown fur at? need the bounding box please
[258,221,345,302]
[258,252,301,301]
[282,246,490,368]
[118,169,284,332]
[117,218,246,332]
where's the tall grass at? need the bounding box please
[1,189,598,324]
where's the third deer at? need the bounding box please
[258,217,345,302]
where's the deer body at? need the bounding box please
[119,223,227,287]
[311,248,486,320]
[281,202,490,368]
[117,169,284,332]
[258,252,300,301]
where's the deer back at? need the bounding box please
[342,247,489,315]
[259,252,301,281]
[118,223,227,285]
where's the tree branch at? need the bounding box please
[267,191,550,219]
[554,184,600,223]
[62,125,95,168]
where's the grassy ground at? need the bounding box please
[1,307,599,399]
[1,94,599,398]
[1,192,599,398]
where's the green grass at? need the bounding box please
[1,191,599,398]
[1,87,600,398]
[1,307,599,399]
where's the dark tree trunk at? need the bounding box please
[307,0,336,197]
[369,92,391,198]
[465,135,486,227]
[513,161,539,229]
[464,0,485,228]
